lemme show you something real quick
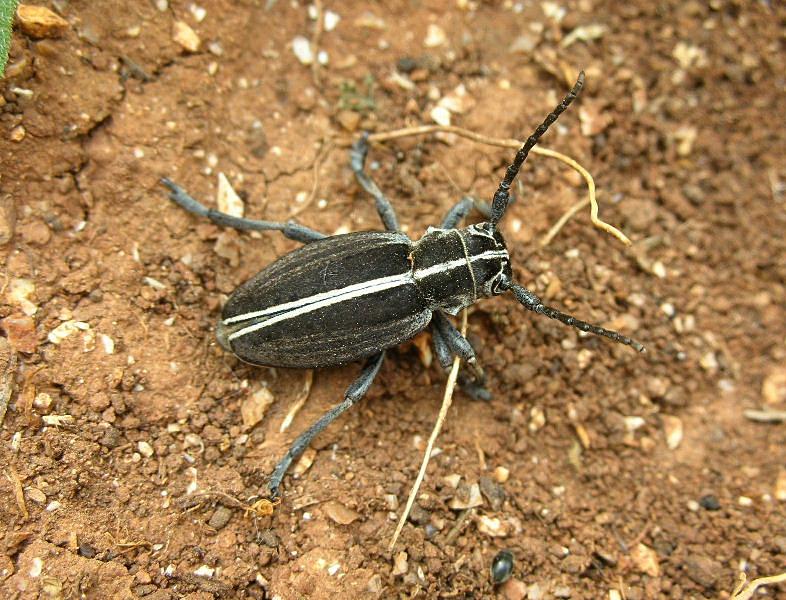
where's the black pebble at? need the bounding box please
[699,494,721,511]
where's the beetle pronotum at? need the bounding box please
[162,72,643,498]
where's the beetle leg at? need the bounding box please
[432,312,478,367]
[431,311,491,392]
[267,351,386,498]
[432,322,492,401]
[349,133,401,232]
[440,196,475,229]
[161,178,327,244]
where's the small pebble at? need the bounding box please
[324,10,340,31]
[424,24,446,47]
[699,494,720,511]
[491,549,514,584]
[208,506,233,529]
[10,126,26,142]
[292,36,313,65]
[392,551,408,576]
[322,500,361,525]
[173,21,200,52]
[16,4,69,38]
[429,105,451,127]
[493,466,510,484]
[137,441,154,458]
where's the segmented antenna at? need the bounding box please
[489,72,585,227]
[509,283,645,352]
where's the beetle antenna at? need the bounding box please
[509,283,645,352]
[489,71,585,228]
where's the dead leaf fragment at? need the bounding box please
[216,173,244,218]
[241,387,274,430]
[16,4,69,39]
[322,500,361,525]
[561,23,607,48]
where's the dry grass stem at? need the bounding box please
[365,124,631,246]
[389,309,468,552]
[279,370,314,433]
[731,571,786,600]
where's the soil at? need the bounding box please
[1,1,785,599]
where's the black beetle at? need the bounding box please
[491,549,515,584]
[162,72,643,497]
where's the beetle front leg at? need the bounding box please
[350,133,401,232]
[267,351,386,498]
[431,315,491,401]
[161,178,327,244]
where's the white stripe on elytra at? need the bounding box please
[413,250,509,280]
[227,249,510,341]
[223,272,409,325]
[227,273,413,341]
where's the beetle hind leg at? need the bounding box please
[266,351,386,498]
[350,133,401,232]
[161,178,326,244]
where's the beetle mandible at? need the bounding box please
[162,72,644,498]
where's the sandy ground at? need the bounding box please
[1,1,785,598]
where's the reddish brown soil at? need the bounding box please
[2,1,785,599]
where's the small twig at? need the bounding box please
[365,124,631,246]
[444,507,473,546]
[743,408,786,423]
[0,340,16,428]
[279,370,314,433]
[6,466,28,519]
[389,309,468,552]
[310,0,324,86]
[731,571,786,600]
[290,141,334,218]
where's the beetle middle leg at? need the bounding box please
[161,178,326,244]
[350,133,401,232]
[267,351,386,498]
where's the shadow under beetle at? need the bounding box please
[162,72,644,498]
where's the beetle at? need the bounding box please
[161,72,643,498]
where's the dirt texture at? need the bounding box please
[2,1,786,599]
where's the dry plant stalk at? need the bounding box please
[366,124,632,247]
[731,571,786,600]
[279,370,314,432]
[389,310,467,551]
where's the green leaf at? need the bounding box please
[0,0,18,77]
